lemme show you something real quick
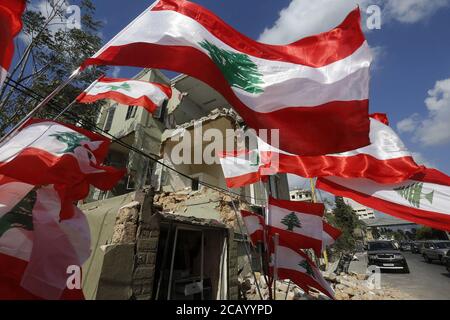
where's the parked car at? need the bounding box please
[444,250,450,273]
[411,241,423,254]
[400,241,412,251]
[422,241,450,264]
[367,240,410,273]
[418,241,429,254]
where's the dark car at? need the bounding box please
[367,240,410,273]
[411,241,424,254]
[422,241,450,264]
[400,241,412,251]
[445,250,450,273]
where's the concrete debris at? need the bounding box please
[154,188,251,228]
[239,270,411,300]
[238,273,329,301]
[323,273,411,300]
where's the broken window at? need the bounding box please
[153,223,228,300]
[125,105,137,120]
[104,105,116,131]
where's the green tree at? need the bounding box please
[416,226,447,240]
[281,212,301,231]
[199,40,264,94]
[0,0,106,134]
[328,197,361,253]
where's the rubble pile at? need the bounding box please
[239,271,411,300]
[239,273,329,300]
[324,272,411,300]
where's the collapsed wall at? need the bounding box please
[80,188,240,300]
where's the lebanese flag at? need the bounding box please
[0,0,26,89]
[0,119,125,195]
[322,222,342,250]
[241,210,264,246]
[271,244,334,299]
[218,150,266,188]
[268,197,324,256]
[81,0,372,156]
[76,76,172,114]
[317,168,450,232]
[0,176,89,300]
[258,114,421,184]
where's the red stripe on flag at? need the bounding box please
[224,171,262,189]
[0,0,26,71]
[268,226,323,256]
[271,153,421,184]
[277,268,334,300]
[152,0,365,67]
[269,197,325,217]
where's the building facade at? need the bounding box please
[80,68,291,300]
[344,198,376,220]
[289,189,313,202]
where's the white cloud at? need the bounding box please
[384,0,450,23]
[258,0,450,45]
[111,67,121,78]
[410,152,434,168]
[397,77,450,147]
[397,113,420,133]
[258,0,366,45]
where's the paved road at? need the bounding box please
[349,251,450,300]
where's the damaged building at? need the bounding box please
[80,69,290,300]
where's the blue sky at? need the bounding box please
[26,1,450,178]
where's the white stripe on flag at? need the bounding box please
[269,204,323,240]
[325,176,450,216]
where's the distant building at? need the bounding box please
[344,198,375,220]
[289,189,312,202]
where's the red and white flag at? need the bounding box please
[0,0,26,89]
[241,210,264,246]
[258,114,422,184]
[0,119,125,195]
[272,244,334,299]
[268,197,324,256]
[218,150,266,188]
[322,222,342,250]
[77,76,172,114]
[81,0,372,156]
[317,168,450,232]
[0,176,89,300]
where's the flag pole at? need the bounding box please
[228,189,264,300]
[261,179,273,300]
[272,232,279,300]
[0,68,81,145]
[311,177,329,269]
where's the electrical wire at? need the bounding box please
[2,76,266,203]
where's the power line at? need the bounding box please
[2,77,266,203]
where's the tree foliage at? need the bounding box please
[326,197,362,253]
[415,226,447,240]
[0,0,106,134]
